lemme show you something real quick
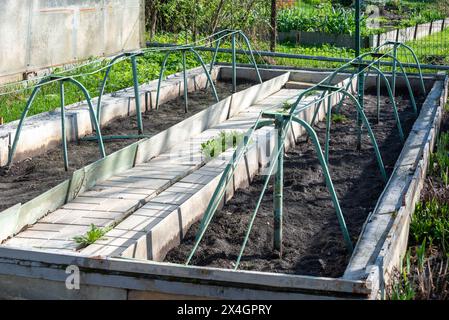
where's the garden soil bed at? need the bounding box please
[0,81,253,212]
[165,90,425,278]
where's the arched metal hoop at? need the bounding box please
[376,41,426,96]
[87,51,146,141]
[8,76,106,169]
[207,30,263,93]
[155,47,219,113]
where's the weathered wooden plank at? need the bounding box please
[0,274,127,300]
[81,186,150,200]
[96,177,169,192]
[0,246,371,298]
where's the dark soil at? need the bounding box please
[0,81,253,212]
[165,91,424,277]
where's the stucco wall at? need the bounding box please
[0,0,145,84]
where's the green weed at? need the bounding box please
[410,199,449,254]
[331,113,348,123]
[390,250,416,300]
[428,132,449,185]
[201,131,244,160]
[73,224,112,247]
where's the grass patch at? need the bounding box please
[429,132,449,187]
[0,49,203,123]
[277,101,293,113]
[73,224,112,248]
[411,200,449,254]
[390,250,417,300]
[200,131,244,160]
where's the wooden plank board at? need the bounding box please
[95,181,164,193]
[81,186,150,200]
[0,245,370,298]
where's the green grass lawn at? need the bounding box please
[0,49,202,123]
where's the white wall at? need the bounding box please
[0,0,145,84]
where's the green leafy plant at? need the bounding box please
[428,132,449,185]
[331,113,348,123]
[410,200,449,254]
[416,239,427,272]
[280,101,293,113]
[73,224,112,247]
[277,3,365,35]
[390,250,416,300]
[201,130,244,160]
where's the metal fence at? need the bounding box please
[256,0,449,73]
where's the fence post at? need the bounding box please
[414,24,418,40]
[429,21,433,35]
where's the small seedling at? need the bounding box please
[416,239,427,272]
[73,224,112,248]
[390,249,416,300]
[428,132,449,183]
[331,113,348,123]
[276,101,294,113]
[201,131,244,160]
[304,90,317,97]
[281,101,293,112]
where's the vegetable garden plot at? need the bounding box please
[165,91,423,277]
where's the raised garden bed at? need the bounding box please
[0,80,253,212]
[0,67,446,300]
[165,91,423,277]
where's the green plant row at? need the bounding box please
[277,3,369,36]
[277,1,448,36]
[200,131,244,160]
